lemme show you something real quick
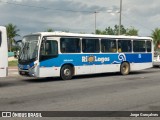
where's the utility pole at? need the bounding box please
[119,0,122,35]
[94,11,97,34]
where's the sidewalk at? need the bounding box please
[8,57,17,61]
[8,66,19,77]
[8,66,18,69]
[7,57,18,76]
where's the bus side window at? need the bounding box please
[45,42,50,55]
[146,41,151,52]
[40,40,58,61]
[60,38,81,53]
[47,41,58,56]
[118,40,132,52]
[82,38,100,53]
[101,39,117,53]
[40,40,46,55]
[118,42,122,52]
[101,40,108,52]
[101,40,105,52]
[133,40,145,52]
[109,40,117,52]
[61,42,66,53]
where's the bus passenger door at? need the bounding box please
[39,37,58,77]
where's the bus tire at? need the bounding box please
[120,62,130,75]
[60,65,73,80]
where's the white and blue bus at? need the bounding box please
[18,32,153,80]
[0,26,8,77]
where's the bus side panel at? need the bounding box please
[125,53,152,71]
[75,64,120,75]
[38,66,60,77]
[39,53,121,77]
[130,63,152,71]
[38,53,152,77]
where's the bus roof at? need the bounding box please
[0,26,6,31]
[26,31,152,40]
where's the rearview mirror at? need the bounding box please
[16,40,23,48]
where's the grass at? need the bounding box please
[8,60,18,66]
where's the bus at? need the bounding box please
[0,26,8,77]
[18,32,153,80]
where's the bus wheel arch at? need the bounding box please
[120,61,130,75]
[60,64,74,80]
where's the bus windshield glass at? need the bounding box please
[19,35,40,63]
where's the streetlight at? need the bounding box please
[94,0,122,35]
[94,11,98,34]
[119,0,122,35]
[107,0,122,35]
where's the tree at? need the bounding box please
[113,25,126,35]
[5,23,20,52]
[46,28,54,32]
[151,28,160,50]
[105,27,114,35]
[96,29,106,35]
[104,25,126,35]
[96,25,138,36]
[126,26,138,36]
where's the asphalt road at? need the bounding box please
[0,67,160,119]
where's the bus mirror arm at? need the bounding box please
[16,40,22,48]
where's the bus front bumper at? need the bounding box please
[18,68,38,77]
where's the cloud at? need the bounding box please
[1,0,109,35]
[1,0,160,37]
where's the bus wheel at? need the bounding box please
[60,65,73,80]
[120,62,130,75]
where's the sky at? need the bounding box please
[1,0,160,39]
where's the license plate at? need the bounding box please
[21,71,25,75]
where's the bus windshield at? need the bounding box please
[19,35,40,63]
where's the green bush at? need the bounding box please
[8,60,18,66]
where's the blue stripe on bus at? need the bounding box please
[39,53,152,67]
[18,53,152,70]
